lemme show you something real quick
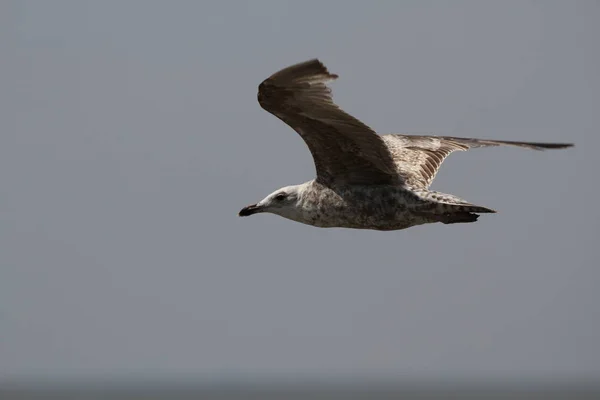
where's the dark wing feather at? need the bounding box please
[258,59,397,186]
[382,134,573,188]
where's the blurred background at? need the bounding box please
[1,0,598,398]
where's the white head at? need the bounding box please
[239,184,305,221]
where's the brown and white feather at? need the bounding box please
[382,135,573,188]
[257,59,573,189]
[245,59,574,231]
[258,59,397,186]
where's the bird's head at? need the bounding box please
[239,184,304,220]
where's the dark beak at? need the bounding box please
[238,204,261,217]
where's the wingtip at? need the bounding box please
[541,143,574,150]
[312,58,338,80]
[261,58,339,89]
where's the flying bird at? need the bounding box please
[239,59,573,231]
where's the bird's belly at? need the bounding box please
[305,204,430,231]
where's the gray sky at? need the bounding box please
[1,0,598,383]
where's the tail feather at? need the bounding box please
[416,190,497,213]
[439,212,480,224]
[452,204,497,214]
[412,189,496,226]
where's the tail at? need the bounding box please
[438,211,480,224]
[412,189,496,225]
[416,190,496,212]
[433,204,496,225]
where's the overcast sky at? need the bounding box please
[1,0,598,384]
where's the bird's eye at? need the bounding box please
[275,193,287,201]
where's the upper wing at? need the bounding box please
[382,134,574,188]
[258,59,397,186]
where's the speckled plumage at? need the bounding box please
[239,59,573,231]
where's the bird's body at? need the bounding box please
[269,180,494,231]
[239,59,573,231]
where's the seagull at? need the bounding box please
[239,59,573,231]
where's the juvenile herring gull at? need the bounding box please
[239,59,573,231]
